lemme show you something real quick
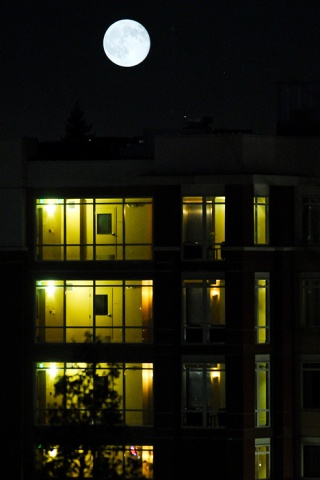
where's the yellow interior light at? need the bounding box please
[49,363,57,378]
[46,281,55,297]
[49,447,57,458]
[211,364,221,380]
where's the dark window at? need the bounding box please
[302,280,320,326]
[95,294,108,315]
[182,362,226,428]
[304,445,320,477]
[303,197,320,244]
[303,363,320,409]
[182,196,225,260]
[97,213,112,234]
[183,279,225,344]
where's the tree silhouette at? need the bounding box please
[37,444,148,479]
[35,332,152,479]
[48,362,122,426]
[63,101,94,141]
[37,362,125,479]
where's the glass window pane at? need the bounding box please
[182,196,225,260]
[255,278,270,344]
[36,282,64,343]
[36,280,152,344]
[304,445,320,477]
[303,363,320,409]
[255,360,270,427]
[213,197,225,246]
[183,362,225,428]
[210,280,225,326]
[182,200,203,260]
[36,445,154,479]
[255,441,270,479]
[302,280,320,326]
[66,285,93,342]
[254,197,269,245]
[303,197,320,244]
[97,213,112,234]
[36,198,152,261]
[124,202,152,244]
[66,200,81,260]
[36,362,153,426]
[183,279,225,344]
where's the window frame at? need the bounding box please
[36,444,154,479]
[253,196,269,245]
[301,439,320,479]
[255,438,271,479]
[301,278,320,327]
[182,356,226,429]
[35,362,153,427]
[182,276,225,344]
[182,195,225,260]
[35,197,153,261]
[255,273,270,344]
[255,355,271,428]
[302,196,320,245]
[35,279,153,344]
[302,361,320,410]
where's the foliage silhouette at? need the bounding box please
[38,360,125,478]
[37,444,148,479]
[63,101,94,141]
[47,362,122,427]
[36,332,152,479]
[38,444,128,479]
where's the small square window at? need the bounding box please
[95,294,108,315]
[97,213,112,234]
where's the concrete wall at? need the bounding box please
[0,139,32,248]
[155,134,320,176]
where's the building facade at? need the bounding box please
[1,133,320,479]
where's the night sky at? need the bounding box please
[1,0,320,141]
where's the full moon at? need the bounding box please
[103,19,151,67]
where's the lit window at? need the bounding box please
[302,442,320,478]
[255,439,270,479]
[302,197,320,244]
[36,362,153,426]
[302,362,320,409]
[36,198,153,260]
[302,279,320,326]
[254,197,269,245]
[183,278,225,344]
[255,275,270,344]
[182,360,226,428]
[255,356,270,427]
[182,196,225,260]
[36,280,153,344]
[36,445,154,479]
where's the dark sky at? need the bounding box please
[1,0,320,141]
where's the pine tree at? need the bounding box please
[64,101,94,141]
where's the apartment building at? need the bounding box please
[1,132,320,479]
